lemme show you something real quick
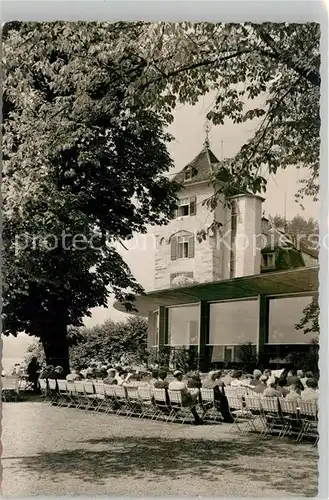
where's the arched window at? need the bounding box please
[170,231,195,260]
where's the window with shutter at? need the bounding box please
[189,195,196,216]
[170,237,177,260]
[177,198,190,217]
[171,233,194,259]
[188,235,195,258]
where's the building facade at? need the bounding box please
[114,142,319,370]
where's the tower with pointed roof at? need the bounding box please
[154,139,264,290]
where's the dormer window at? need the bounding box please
[184,167,197,181]
[262,252,275,268]
[185,169,192,181]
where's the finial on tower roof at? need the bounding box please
[203,121,210,149]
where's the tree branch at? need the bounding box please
[139,49,254,90]
[255,27,320,87]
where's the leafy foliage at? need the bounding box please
[3,22,320,206]
[145,22,320,203]
[2,22,180,371]
[148,346,199,371]
[148,346,171,370]
[235,341,259,371]
[269,214,319,250]
[295,295,319,336]
[286,339,319,375]
[69,316,148,368]
[25,340,46,366]
[170,347,200,372]
[291,295,319,374]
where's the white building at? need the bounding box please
[115,141,319,370]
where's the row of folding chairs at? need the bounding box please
[224,386,258,397]
[226,393,318,444]
[39,379,223,425]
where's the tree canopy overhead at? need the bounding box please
[2,21,180,371]
[2,21,320,371]
[3,21,320,204]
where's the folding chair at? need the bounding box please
[103,384,120,414]
[167,390,196,426]
[153,388,175,422]
[74,381,87,409]
[200,388,220,423]
[93,382,107,412]
[83,381,98,411]
[226,395,250,434]
[244,395,265,434]
[224,387,238,398]
[296,400,318,445]
[65,381,77,407]
[126,386,143,417]
[235,387,248,398]
[17,376,34,392]
[48,379,59,405]
[56,379,70,407]
[137,386,156,419]
[278,398,300,439]
[114,386,131,416]
[260,397,284,438]
[39,379,49,403]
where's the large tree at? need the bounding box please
[2,22,179,373]
[2,21,320,371]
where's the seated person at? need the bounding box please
[85,365,96,380]
[286,368,304,390]
[54,366,65,380]
[221,370,234,386]
[202,371,234,423]
[301,378,318,402]
[263,381,280,397]
[104,369,118,385]
[285,384,301,402]
[39,365,55,379]
[252,375,268,394]
[249,369,262,387]
[187,371,202,390]
[276,378,289,397]
[116,370,128,386]
[150,369,159,386]
[230,370,244,386]
[202,370,223,389]
[301,371,314,388]
[153,369,169,389]
[66,369,84,381]
[168,370,201,425]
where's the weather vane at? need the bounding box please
[204,120,211,148]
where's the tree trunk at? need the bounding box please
[42,322,70,376]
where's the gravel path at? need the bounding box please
[1,402,318,497]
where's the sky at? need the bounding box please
[1,94,319,371]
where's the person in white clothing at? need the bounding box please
[230,370,249,387]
